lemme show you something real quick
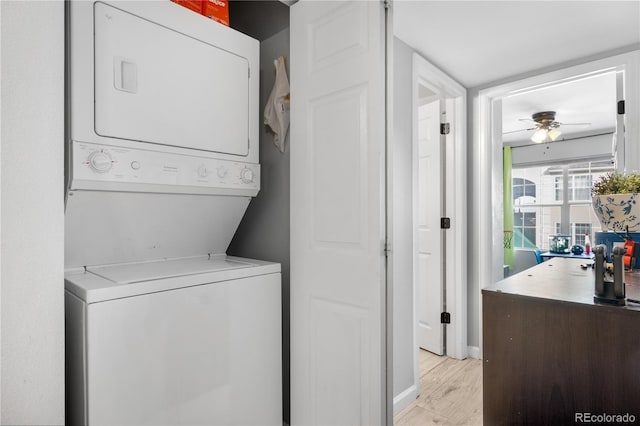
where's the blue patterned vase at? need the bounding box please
[592,194,640,232]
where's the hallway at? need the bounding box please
[394,350,483,425]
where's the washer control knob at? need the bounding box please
[197,164,208,178]
[131,161,141,170]
[240,167,254,184]
[217,167,228,178]
[88,151,113,173]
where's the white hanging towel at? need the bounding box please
[264,56,290,153]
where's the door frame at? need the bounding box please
[474,50,640,357]
[411,53,467,388]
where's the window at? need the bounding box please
[555,222,592,246]
[574,223,592,246]
[514,211,537,248]
[513,161,612,250]
[513,178,536,199]
[573,175,592,201]
[554,174,593,202]
[554,177,563,202]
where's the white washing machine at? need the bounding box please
[65,256,281,425]
[65,2,281,424]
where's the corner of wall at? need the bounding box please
[393,384,418,416]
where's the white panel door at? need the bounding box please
[290,1,387,424]
[416,98,443,355]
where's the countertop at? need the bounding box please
[483,257,640,311]
[482,257,640,424]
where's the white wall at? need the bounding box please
[391,37,415,410]
[0,1,65,424]
[227,27,291,424]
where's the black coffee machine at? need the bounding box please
[593,244,626,306]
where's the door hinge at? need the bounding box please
[383,241,391,257]
[618,100,625,115]
[383,0,390,9]
[441,217,451,229]
[441,312,451,324]
[440,123,450,135]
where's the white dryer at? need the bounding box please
[65,2,281,425]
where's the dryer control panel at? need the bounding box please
[69,141,260,196]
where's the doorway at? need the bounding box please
[391,51,467,416]
[474,50,640,356]
[412,52,467,363]
[412,50,468,372]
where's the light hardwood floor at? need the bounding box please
[394,349,483,425]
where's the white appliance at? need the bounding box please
[65,2,281,425]
[65,256,281,426]
[68,1,259,164]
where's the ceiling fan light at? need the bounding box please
[548,128,562,141]
[531,129,548,143]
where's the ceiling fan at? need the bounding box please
[504,111,591,143]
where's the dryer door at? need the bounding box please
[94,2,250,156]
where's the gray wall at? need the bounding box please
[391,37,415,403]
[228,27,291,424]
[0,1,65,424]
[229,0,289,41]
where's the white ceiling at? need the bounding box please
[394,1,639,146]
[394,1,640,88]
[501,71,617,144]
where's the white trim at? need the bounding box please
[616,71,626,173]
[475,50,640,358]
[467,346,481,360]
[445,82,468,361]
[491,98,505,295]
[392,384,418,416]
[0,1,3,414]
[412,53,468,387]
[385,4,395,423]
[411,53,421,399]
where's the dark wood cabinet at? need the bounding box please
[482,258,640,425]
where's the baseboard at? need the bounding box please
[468,345,481,359]
[393,384,418,416]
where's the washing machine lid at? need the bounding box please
[88,256,254,284]
[65,255,281,303]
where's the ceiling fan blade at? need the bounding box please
[557,122,591,126]
[518,118,536,123]
[503,127,537,135]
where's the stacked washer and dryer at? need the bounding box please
[64,2,281,425]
